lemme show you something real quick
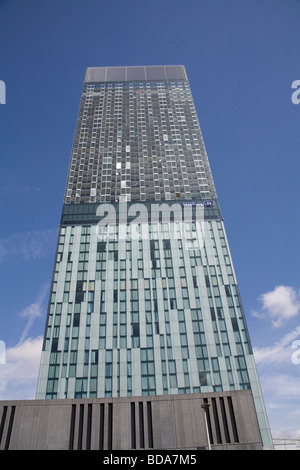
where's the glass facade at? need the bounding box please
[64,66,215,205]
[36,66,272,448]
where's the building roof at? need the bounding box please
[84,65,187,83]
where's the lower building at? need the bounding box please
[0,390,269,450]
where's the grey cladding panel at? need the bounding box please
[84,65,187,83]
[106,67,126,82]
[126,66,146,81]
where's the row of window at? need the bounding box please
[43,221,251,398]
[65,81,214,204]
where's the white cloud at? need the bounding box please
[253,326,300,366]
[0,336,43,400]
[0,228,57,262]
[258,372,300,439]
[253,321,300,438]
[0,287,48,400]
[252,285,300,328]
[261,373,300,399]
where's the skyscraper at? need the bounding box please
[34,65,272,450]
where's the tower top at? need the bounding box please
[84,65,187,83]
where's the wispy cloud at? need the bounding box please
[252,285,300,328]
[2,178,41,196]
[20,185,41,193]
[261,373,300,400]
[17,284,49,345]
[0,228,57,262]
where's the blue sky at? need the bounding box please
[0,0,300,440]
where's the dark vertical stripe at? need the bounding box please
[0,406,7,446]
[139,402,144,448]
[4,406,15,450]
[131,403,136,449]
[203,398,214,445]
[69,405,76,450]
[99,404,104,450]
[227,396,239,442]
[211,398,222,444]
[108,403,113,450]
[219,397,230,443]
[86,404,92,450]
[147,401,153,448]
[77,404,84,450]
